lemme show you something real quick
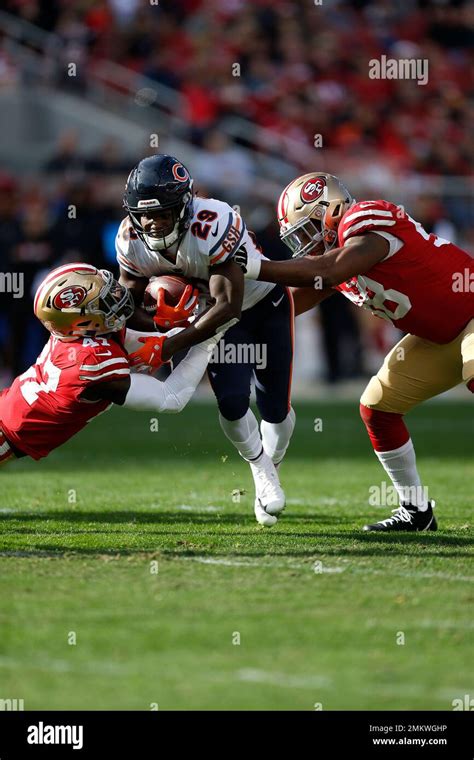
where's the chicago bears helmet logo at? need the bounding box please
[53,286,87,310]
[172,163,189,182]
[301,177,326,204]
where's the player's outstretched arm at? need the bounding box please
[238,234,388,288]
[82,336,218,413]
[123,336,218,413]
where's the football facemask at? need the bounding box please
[129,200,192,252]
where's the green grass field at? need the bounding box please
[0,400,472,710]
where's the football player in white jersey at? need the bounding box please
[116,155,296,526]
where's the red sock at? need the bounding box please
[468,379,474,393]
[359,404,410,453]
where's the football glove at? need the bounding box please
[153,284,199,329]
[128,335,170,373]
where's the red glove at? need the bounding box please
[153,284,199,329]
[128,336,169,373]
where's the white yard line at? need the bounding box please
[177,555,473,583]
[175,505,222,512]
[0,655,132,677]
[180,556,346,572]
[236,668,331,689]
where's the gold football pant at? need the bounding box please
[361,319,474,413]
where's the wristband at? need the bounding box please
[244,256,261,280]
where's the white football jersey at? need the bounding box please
[115,196,274,310]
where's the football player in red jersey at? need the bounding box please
[0,263,220,467]
[234,173,474,532]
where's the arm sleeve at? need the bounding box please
[123,338,216,414]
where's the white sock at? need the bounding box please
[219,409,263,462]
[375,439,429,510]
[260,407,296,466]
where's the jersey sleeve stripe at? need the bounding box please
[342,218,396,240]
[79,368,130,382]
[344,209,394,224]
[79,358,129,372]
[116,253,144,277]
[209,212,234,256]
[209,219,245,265]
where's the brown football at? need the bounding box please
[142,275,190,315]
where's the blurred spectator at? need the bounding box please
[9,200,55,375]
[50,181,108,268]
[86,137,132,174]
[192,129,254,201]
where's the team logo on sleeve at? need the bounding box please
[53,286,88,310]
[172,163,189,182]
[300,177,326,203]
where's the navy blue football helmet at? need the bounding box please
[123,154,194,251]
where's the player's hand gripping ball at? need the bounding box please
[143,275,198,329]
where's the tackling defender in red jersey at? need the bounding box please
[0,263,220,467]
[234,173,474,531]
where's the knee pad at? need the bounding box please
[217,393,250,421]
[360,375,385,409]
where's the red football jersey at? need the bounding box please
[335,200,474,343]
[0,332,130,460]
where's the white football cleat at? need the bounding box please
[254,498,278,527]
[249,451,286,517]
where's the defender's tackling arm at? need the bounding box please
[238,234,388,289]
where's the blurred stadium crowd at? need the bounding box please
[0,0,472,386]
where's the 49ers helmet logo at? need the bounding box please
[172,163,189,182]
[53,286,87,310]
[301,177,326,204]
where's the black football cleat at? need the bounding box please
[363,501,437,532]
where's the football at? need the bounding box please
[142,275,190,315]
